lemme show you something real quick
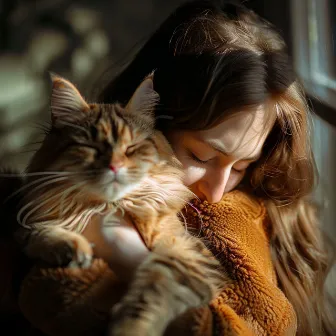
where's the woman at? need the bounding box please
[90,1,335,335]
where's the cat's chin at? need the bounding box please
[104,182,123,202]
[104,182,137,203]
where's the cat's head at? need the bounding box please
[33,74,163,202]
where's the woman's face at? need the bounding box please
[166,107,274,203]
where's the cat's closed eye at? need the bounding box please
[66,143,102,163]
[125,145,138,156]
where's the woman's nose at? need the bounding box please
[199,168,230,203]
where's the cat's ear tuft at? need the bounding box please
[126,73,160,118]
[49,73,90,126]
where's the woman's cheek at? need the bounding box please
[224,171,245,193]
[181,164,206,187]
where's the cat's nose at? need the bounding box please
[109,165,118,173]
[109,161,123,173]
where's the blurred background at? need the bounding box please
[0,0,335,286]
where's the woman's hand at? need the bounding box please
[82,213,149,281]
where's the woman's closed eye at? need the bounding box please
[232,167,246,174]
[188,151,210,164]
[232,162,251,174]
[188,150,249,172]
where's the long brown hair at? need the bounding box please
[98,1,335,334]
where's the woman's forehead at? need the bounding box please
[197,106,275,159]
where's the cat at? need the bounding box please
[14,74,226,335]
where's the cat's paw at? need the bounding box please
[108,301,159,336]
[109,316,156,336]
[64,233,93,268]
[109,323,156,336]
[42,233,93,268]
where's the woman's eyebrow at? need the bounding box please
[203,138,261,162]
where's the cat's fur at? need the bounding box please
[14,74,226,335]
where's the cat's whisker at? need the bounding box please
[19,181,89,228]
[117,204,125,217]
[152,182,195,209]
[23,176,71,199]
[185,203,204,238]
[18,181,74,226]
[4,175,71,202]
[178,205,202,239]
[152,183,205,237]
[17,149,41,155]
[1,170,104,203]
[84,169,106,175]
[20,198,56,228]
[33,121,51,133]
[179,212,204,239]
[17,201,35,228]
[178,210,188,234]
[23,140,44,147]
[179,189,204,236]
[145,182,205,236]
[57,121,90,134]
[0,171,73,178]
[186,189,201,202]
[26,169,105,177]
[18,181,85,227]
[147,182,190,203]
[19,194,64,228]
[20,142,44,152]
[59,182,86,216]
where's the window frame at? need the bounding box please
[291,0,336,126]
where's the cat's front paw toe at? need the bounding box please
[109,320,155,336]
[68,252,92,269]
[109,304,157,336]
[41,233,93,268]
[66,234,93,268]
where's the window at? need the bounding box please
[292,1,336,259]
[291,0,336,293]
[291,0,336,109]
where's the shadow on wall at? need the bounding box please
[0,0,184,170]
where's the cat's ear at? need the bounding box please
[125,73,159,117]
[49,73,90,126]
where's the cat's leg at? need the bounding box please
[16,225,93,267]
[108,234,226,336]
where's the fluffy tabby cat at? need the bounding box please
[14,74,225,335]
